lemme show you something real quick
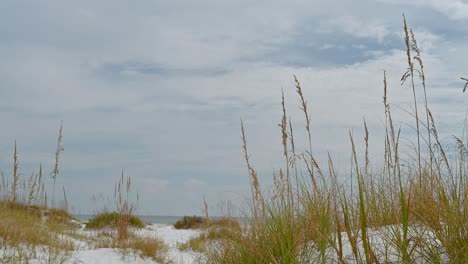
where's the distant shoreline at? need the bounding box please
[73,214,186,224]
[73,214,248,225]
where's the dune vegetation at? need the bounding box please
[0,125,169,263]
[202,16,468,264]
[0,123,80,263]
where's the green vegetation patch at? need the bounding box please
[173,215,205,229]
[86,212,145,229]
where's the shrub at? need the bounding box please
[86,212,145,229]
[174,215,204,229]
[128,235,168,261]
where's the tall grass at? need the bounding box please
[87,173,171,262]
[1,123,66,209]
[206,16,467,264]
[51,121,64,208]
[115,172,137,240]
[0,123,83,263]
[0,125,170,262]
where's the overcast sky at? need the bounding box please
[0,0,467,216]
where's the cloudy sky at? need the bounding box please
[0,0,467,215]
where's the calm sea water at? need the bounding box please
[74,215,184,225]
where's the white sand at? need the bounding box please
[70,224,203,264]
[135,224,203,264]
[0,223,450,263]
[0,224,202,264]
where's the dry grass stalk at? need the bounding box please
[44,188,48,209]
[302,153,318,193]
[293,75,310,133]
[280,90,288,161]
[1,170,6,200]
[21,177,26,203]
[402,14,422,182]
[115,172,137,241]
[52,121,64,207]
[288,120,296,164]
[293,75,313,156]
[38,164,44,206]
[62,186,68,211]
[310,153,325,185]
[27,172,38,205]
[411,28,437,185]
[383,71,400,177]
[364,119,370,175]
[241,120,263,219]
[203,196,209,223]
[11,141,19,205]
[461,77,468,93]
[428,110,454,183]
[280,89,294,206]
[454,136,468,158]
[288,118,302,203]
[349,131,373,263]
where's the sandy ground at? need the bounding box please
[0,223,450,263]
[0,224,203,264]
[68,224,203,264]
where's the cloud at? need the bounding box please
[143,178,169,192]
[0,1,466,215]
[319,16,391,43]
[380,0,468,20]
[96,61,229,78]
[427,0,468,20]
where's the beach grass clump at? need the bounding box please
[205,15,467,264]
[89,172,142,243]
[177,217,241,253]
[174,215,205,229]
[86,211,145,229]
[126,235,168,262]
[92,231,169,262]
[0,124,82,262]
[114,173,139,240]
[0,201,77,263]
[0,202,72,248]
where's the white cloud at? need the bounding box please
[429,0,468,20]
[380,0,468,20]
[143,178,169,192]
[319,16,391,42]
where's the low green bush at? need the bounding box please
[173,215,204,229]
[86,212,145,229]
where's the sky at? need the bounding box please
[0,0,467,216]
